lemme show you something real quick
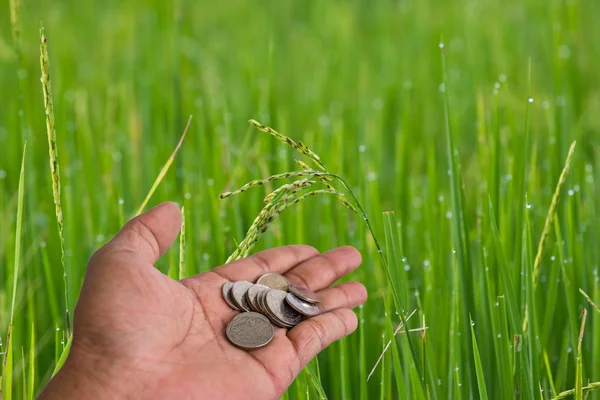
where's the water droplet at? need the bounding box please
[207,179,214,186]
[359,144,366,152]
[558,44,571,59]
[568,189,574,196]
[458,383,462,387]
[494,82,500,89]
[497,334,501,338]
[439,42,445,49]
[439,83,446,92]
[372,98,383,110]
[401,257,407,263]
[471,321,475,326]
[495,302,499,306]
[452,249,457,254]
[542,100,550,109]
[202,253,210,261]
[526,203,532,209]
[404,264,411,271]
[437,379,442,386]
[184,192,192,200]
[455,367,459,371]
[423,259,431,268]
[118,198,124,205]
[528,97,534,103]
[0,170,6,179]
[319,115,330,127]
[499,74,507,82]
[551,256,556,261]
[567,347,573,353]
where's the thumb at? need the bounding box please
[97,201,182,265]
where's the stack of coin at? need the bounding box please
[223,273,321,350]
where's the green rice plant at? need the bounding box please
[39,28,70,336]
[221,120,425,395]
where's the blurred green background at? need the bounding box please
[1,0,600,398]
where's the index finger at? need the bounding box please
[211,245,319,282]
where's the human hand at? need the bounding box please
[39,202,367,400]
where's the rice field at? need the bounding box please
[1,0,600,398]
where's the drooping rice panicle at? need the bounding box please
[220,171,322,199]
[532,141,577,287]
[295,160,357,212]
[249,119,327,171]
[40,28,70,335]
[263,178,316,202]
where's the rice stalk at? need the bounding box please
[9,0,21,46]
[135,115,192,216]
[575,309,587,400]
[532,141,577,287]
[40,28,70,336]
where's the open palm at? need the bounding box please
[40,202,367,400]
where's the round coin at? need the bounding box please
[226,312,274,350]
[266,290,305,327]
[231,281,254,312]
[288,284,321,304]
[286,293,321,317]
[260,289,290,328]
[257,273,289,291]
[247,284,270,312]
[222,282,241,311]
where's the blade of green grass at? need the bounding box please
[135,115,192,216]
[470,316,488,400]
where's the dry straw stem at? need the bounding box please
[135,115,192,216]
[532,140,577,287]
[367,309,423,381]
[552,382,600,399]
[579,288,600,314]
[40,28,71,335]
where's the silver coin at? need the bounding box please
[286,293,321,317]
[266,290,304,327]
[257,273,289,291]
[247,284,270,312]
[258,289,289,328]
[222,282,241,311]
[288,284,321,304]
[231,281,254,312]
[226,312,274,350]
